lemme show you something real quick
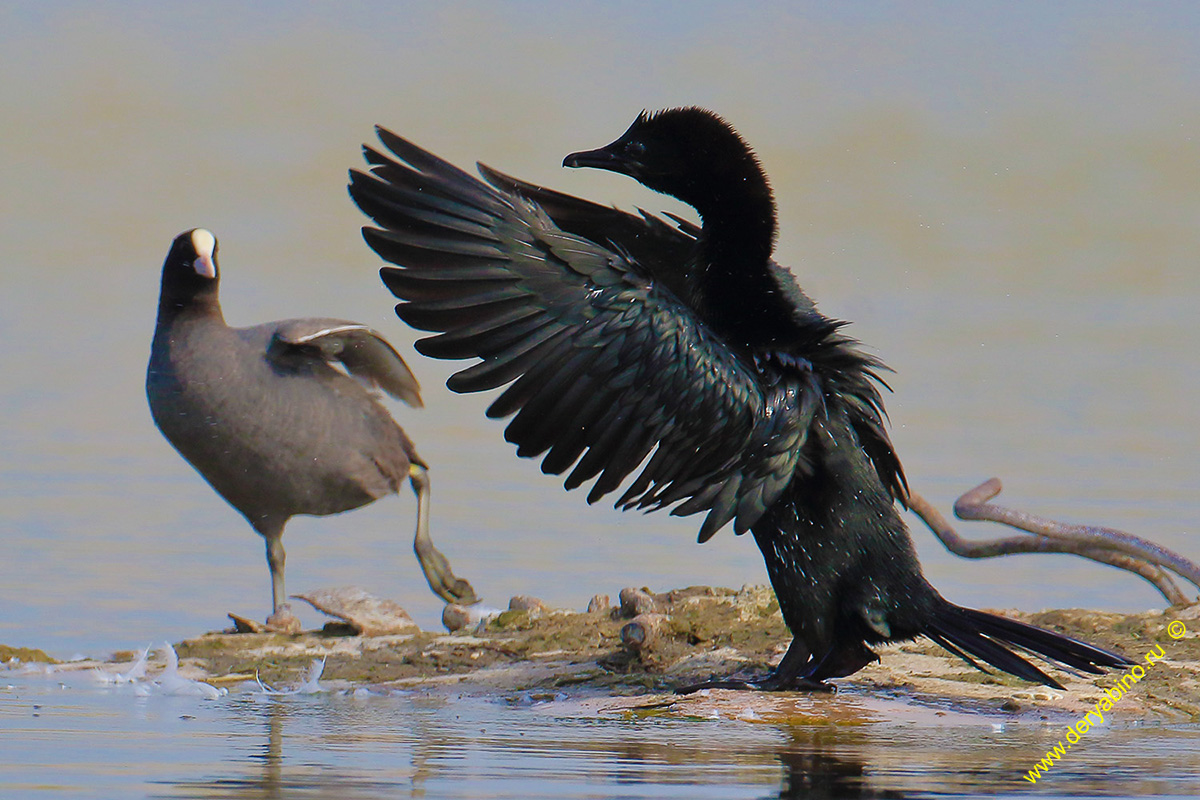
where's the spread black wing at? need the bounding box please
[349,127,825,541]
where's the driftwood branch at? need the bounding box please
[908,478,1200,607]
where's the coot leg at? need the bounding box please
[409,465,478,605]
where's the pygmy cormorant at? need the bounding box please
[347,109,1130,688]
[147,229,476,629]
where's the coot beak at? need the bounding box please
[189,228,218,279]
[193,251,217,279]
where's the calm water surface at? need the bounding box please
[2,2,1198,797]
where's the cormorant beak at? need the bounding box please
[563,145,637,177]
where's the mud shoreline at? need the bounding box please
[6,584,1198,723]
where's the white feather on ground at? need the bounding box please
[92,644,150,684]
[153,642,226,699]
[253,657,326,696]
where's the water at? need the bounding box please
[5,667,1200,799]
[2,2,1198,797]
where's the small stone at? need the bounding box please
[587,594,611,614]
[620,613,669,652]
[443,604,474,632]
[443,603,502,632]
[1000,698,1022,712]
[509,595,547,613]
[293,588,418,636]
[618,587,659,619]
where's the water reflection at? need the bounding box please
[163,694,890,800]
[774,729,908,800]
[246,704,283,799]
[154,698,421,800]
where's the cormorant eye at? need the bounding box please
[624,140,646,158]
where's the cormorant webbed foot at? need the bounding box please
[675,673,835,694]
[675,636,833,693]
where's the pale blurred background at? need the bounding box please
[2,1,1197,657]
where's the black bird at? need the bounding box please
[347,109,1130,688]
[147,229,476,629]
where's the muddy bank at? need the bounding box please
[0,644,56,664]
[8,585,1199,722]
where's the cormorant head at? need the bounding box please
[563,107,771,217]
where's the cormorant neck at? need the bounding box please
[687,164,795,344]
[699,205,776,270]
[689,153,777,274]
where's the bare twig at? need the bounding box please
[907,478,1200,607]
[955,478,1200,585]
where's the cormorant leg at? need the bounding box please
[675,637,834,693]
[801,641,879,683]
[409,464,478,605]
